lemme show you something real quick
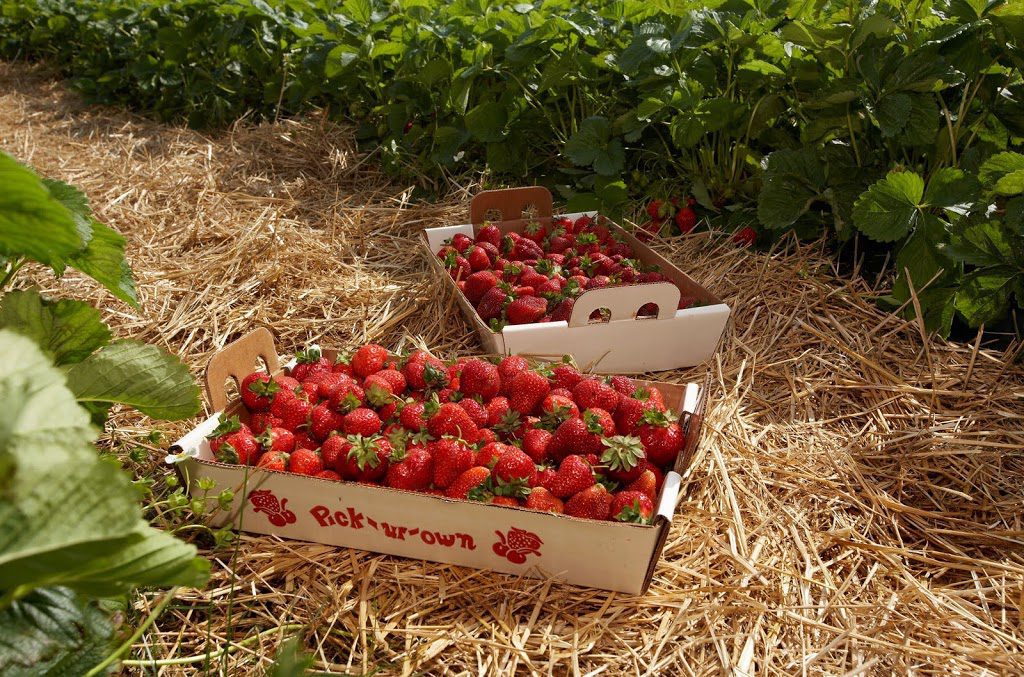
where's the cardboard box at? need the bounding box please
[169,329,710,594]
[421,186,730,374]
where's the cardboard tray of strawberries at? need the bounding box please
[169,328,710,594]
[421,186,730,374]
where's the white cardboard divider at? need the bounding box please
[171,331,711,594]
[421,194,730,373]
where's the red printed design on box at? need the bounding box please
[310,503,478,551]
[248,489,296,527]
[492,527,543,564]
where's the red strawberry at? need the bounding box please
[328,381,365,413]
[385,444,434,491]
[475,441,510,469]
[459,359,501,400]
[573,378,620,413]
[291,347,332,381]
[733,225,756,246]
[565,485,613,520]
[506,296,547,325]
[457,397,489,428]
[613,396,656,435]
[637,410,684,466]
[635,385,666,412]
[306,371,347,401]
[609,375,636,396]
[675,207,697,233]
[451,233,474,252]
[270,392,313,432]
[522,220,548,244]
[316,470,342,481]
[310,402,345,440]
[256,426,296,454]
[549,409,609,460]
[352,344,389,378]
[443,251,471,280]
[241,372,279,412]
[430,437,475,489]
[343,407,382,437]
[256,450,289,471]
[466,246,491,271]
[476,428,498,445]
[339,434,391,482]
[600,435,647,483]
[288,447,324,476]
[495,350,528,387]
[427,402,479,441]
[548,455,595,498]
[551,364,583,391]
[400,396,438,431]
[372,368,407,395]
[215,429,260,465]
[247,412,282,436]
[476,285,509,322]
[402,351,448,390]
[628,464,664,502]
[273,374,302,393]
[508,369,551,415]
[293,431,318,451]
[464,270,499,304]
[320,434,349,468]
[446,466,492,500]
[646,200,667,219]
[550,298,575,322]
[486,396,511,427]
[476,224,502,247]
[522,427,553,464]
[541,393,579,420]
[525,487,564,513]
[490,496,520,507]
[493,446,537,486]
[612,490,655,523]
[206,415,247,454]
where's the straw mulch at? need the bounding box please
[3,61,1023,675]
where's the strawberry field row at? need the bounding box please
[2,0,1023,337]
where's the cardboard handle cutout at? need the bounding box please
[205,327,279,411]
[568,282,681,327]
[470,186,553,225]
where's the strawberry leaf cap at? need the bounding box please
[616,498,651,524]
[207,414,242,440]
[600,435,645,471]
[295,345,322,364]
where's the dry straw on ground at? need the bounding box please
[2,62,1023,675]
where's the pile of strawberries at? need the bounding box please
[208,344,687,523]
[436,214,695,330]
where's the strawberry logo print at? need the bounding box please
[247,489,297,527]
[492,527,543,564]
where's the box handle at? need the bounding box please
[567,282,680,327]
[469,186,553,225]
[204,328,279,412]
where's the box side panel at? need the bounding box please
[502,304,729,373]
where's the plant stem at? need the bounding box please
[119,624,306,667]
[85,586,180,677]
[0,256,25,290]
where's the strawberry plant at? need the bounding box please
[0,151,207,673]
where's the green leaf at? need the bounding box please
[901,94,939,147]
[978,152,1024,186]
[343,0,372,23]
[66,221,138,307]
[65,340,201,420]
[563,116,625,176]
[923,168,981,208]
[266,636,315,677]
[40,178,94,247]
[669,114,703,148]
[852,172,925,242]
[0,152,85,272]
[875,93,911,137]
[955,271,1016,326]
[464,102,508,143]
[994,170,1024,196]
[0,289,111,366]
[324,45,358,78]
[757,148,828,230]
[947,221,1015,267]
[738,59,784,76]
[0,330,209,597]
[0,587,113,677]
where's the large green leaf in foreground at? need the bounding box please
[0,330,209,597]
[66,339,201,420]
[0,587,113,677]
